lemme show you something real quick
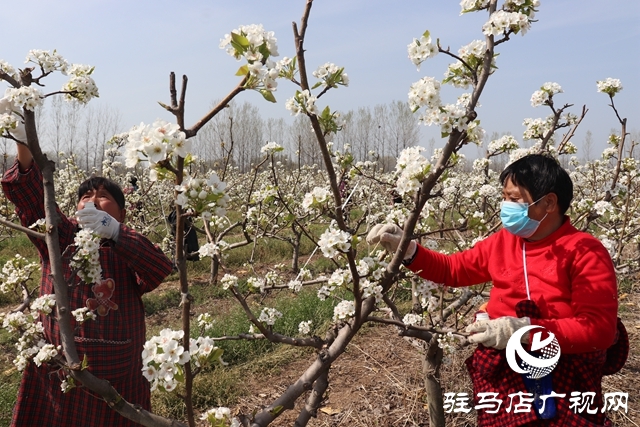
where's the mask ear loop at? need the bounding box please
[522,242,531,300]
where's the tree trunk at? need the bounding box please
[423,336,445,427]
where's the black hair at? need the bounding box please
[77,177,126,210]
[499,154,573,214]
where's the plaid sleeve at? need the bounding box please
[110,224,172,294]
[1,160,77,255]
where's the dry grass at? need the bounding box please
[201,292,640,426]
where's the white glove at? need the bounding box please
[75,202,121,241]
[466,316,530,350]
[366,224,417,260]
[0,96,26,143]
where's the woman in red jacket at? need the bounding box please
[368,154,625,426]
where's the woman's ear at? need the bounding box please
[545,193,559,213]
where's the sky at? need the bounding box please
[1,0,639,157]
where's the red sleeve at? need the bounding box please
[1,160,77,256]
[406,236,493,287]
[532,238,618,354]
[111,224,173,294]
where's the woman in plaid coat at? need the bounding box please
[2,144,173,426]
[368,154,626,426]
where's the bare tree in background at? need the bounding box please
[582,130,593,162]
[288,114,319,167]
[80,104,122,171]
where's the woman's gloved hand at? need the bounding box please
[366,224,417,260]
[465,316,531,350]
[75,202,121,241]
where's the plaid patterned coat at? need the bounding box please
[2,162,173,427]
[465,300,627,427]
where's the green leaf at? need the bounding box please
[258,43,271,60]
[260,89,276,103]
[81,354,89,370]
[422,30,430,39]
[311,81,323,90]
[235,64,249,76]
[230,32,250,49]
[211,348,225,362]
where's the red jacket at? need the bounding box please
[408,217,618,353]
[2,161,172,427]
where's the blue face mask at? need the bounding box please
[500,196,547,238]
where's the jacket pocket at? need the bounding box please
[74,337,134,383]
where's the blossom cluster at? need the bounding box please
[488,135,519,156]
[220,24,279,63]
[200,407,240,427]
[408,76,441,112]
[70,228,102,284]
[0,60,18,80]
[198,241,229,260]
[482,10,531,37]
[407,31,438,70]
[5,86,44,112]
[313,62,349,88]
[0,109,22,141]
[522,116,554,142]
[219,24,280,99]
[298,320,313,335]
[124,119,190,170]
[261,141,284,155]
[408,74,482,140]
[23,50,99,104]
[530,82,563,107]
[302,187,331,212]
[460,0,489,13]
[318,268,350,301]
[1,294,62,371]
[443,40,491,89]
[285,89,319,116]
[394,146,431,197]
[175,173,229,219]
[596,78,623,97]
[437,332,459,355]
[26,49,68,74]
[0,254,39,294]
[197,313,216,331]
[62,64,99,104]
[71,307,97,324]
[403,313,424,326]
[333,300,356,321]
[317,221,352,258]
[258,307,283,326]
[142,328,224,392]
[413,278,442,310]
[220,274,239,290]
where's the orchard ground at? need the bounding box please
[1,268,638,427]
[150,275,639,426]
